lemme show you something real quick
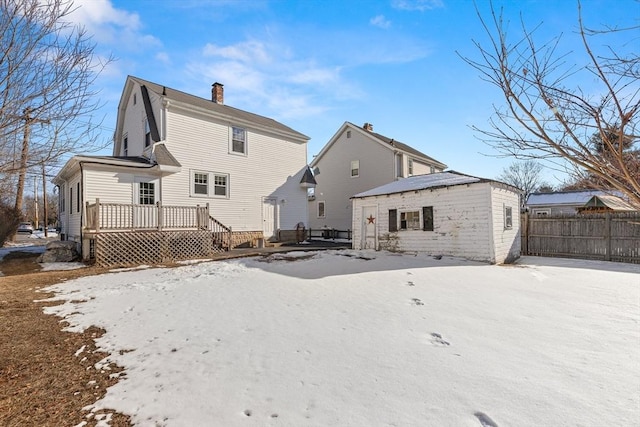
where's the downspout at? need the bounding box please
[79,161,85,256]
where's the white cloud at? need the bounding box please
[69,0,161,49]
[370,15,391,29]
[185,39,359,120]
[392,0,444,11]
[202,40,271,64]
[155,52,171,64]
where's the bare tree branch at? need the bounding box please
[459,0,640,207]
[0,0,113,211]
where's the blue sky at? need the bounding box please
[68,0,639,186]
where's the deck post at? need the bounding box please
[205,203,210,230]
[196,204,201,229]
[157,201,163,231]
[95,198,100,233]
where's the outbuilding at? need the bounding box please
[351,171,521,264]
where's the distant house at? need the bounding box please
[54,76,314,264]
[526,190,635,215]
[351,171,521,264]
[308,122,446,232]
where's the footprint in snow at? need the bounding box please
[430,332,450,346]
[411,298,423,306]
[406,281,415,287]
[474,411,498,427]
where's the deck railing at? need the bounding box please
[85,199,211,232]
[209,215,233,249]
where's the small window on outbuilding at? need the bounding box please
[504,205,513,229]
[346,130,351,138]
[422,206,434,231]
[317,201,325,218]
[400,211,420,230]
[389,209,398,232]
[408,159,413,175]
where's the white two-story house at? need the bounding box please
[54,76,315,265]
[308,122,447,233]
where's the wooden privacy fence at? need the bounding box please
[521,212,640,263]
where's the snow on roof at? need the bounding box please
[353,171,492,198]
[526,190,611,206]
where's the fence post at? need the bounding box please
[605,213,611,261]
[522,213,528,255]
[205,203,210,230]
[157,201,163,231]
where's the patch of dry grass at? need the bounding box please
[0,254,131,426]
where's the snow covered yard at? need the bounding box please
[42,251,640,427]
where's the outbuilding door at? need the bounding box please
[361,205,378,250]
[262,197,277,240]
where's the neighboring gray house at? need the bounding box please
[526,190,633,215]
[351,171,521,264]
[308,122,447,232]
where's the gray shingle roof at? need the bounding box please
[129,76,309,140]
[346,122,446,168]
[353,171,498,198]
[153,144,181,168]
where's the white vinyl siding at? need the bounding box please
[159,108,308,231]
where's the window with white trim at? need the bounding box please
[139,182,155,205]
[123,134,128,156]
[504,206,513,229]
[350,160,359,177]
[408,158,414,175]
[231,126,247,154]
[317,201,325,218]
[193,172,208,195]
[400,211,420,230]
[214,174,228,196]
[191,170,229,198]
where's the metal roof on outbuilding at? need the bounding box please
[352,171,516,198]
[526,190,610,206]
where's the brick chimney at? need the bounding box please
[211,82,224,104]
[363,122,373,132]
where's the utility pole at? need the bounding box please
[43,163,48,237]
[14,107,50,215]
[34,175,38,229]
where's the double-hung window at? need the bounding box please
[231,127,247,154]
[214,174,228,196]
[194,173,208,195]
[351,160,359,177]
[191,170,229,198]
[408,159,414,175]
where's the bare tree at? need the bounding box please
[461,1,640,207]
[0,0,111,212]
[497,160,544,202]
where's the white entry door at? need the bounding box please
[361,206,377,250]
[262,198,277,240]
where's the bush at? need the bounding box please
[0,204,21,247]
